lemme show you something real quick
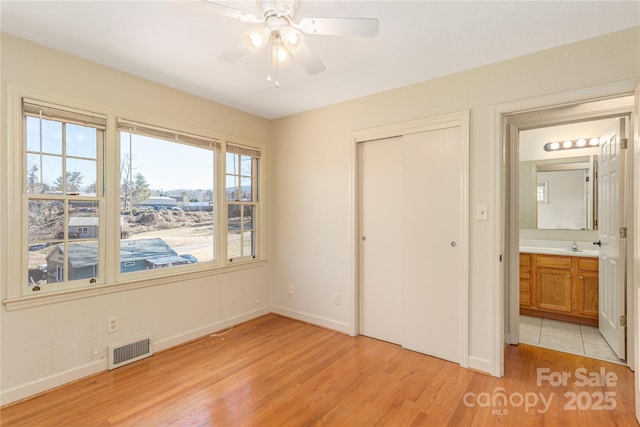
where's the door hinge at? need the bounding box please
[620,315,627,327]
[621,138,628,149]
[620,227,628,238]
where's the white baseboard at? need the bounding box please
[1,359,107,406]
[1,307,271,406]
[468,355,493,375]
[271,306,351,334]
[154,306,271,352]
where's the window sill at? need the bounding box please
[3,259,267,311]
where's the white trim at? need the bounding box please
[154,306,271,352]
[492,79,639,378]
[1,359,107,406]
[4,260,268,311]
[352,111,470,368]
[271,306,351,334]
[353,112,464,143]
[469,356,494,374]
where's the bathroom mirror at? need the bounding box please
[519,156,598,230]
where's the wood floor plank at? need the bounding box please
[1,314,637,426]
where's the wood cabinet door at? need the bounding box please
[576,272,599,318]
[536,267,572,313]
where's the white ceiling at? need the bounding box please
[2,1,639,119]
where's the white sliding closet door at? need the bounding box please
[359,124,464,364]
[359,136,404,345]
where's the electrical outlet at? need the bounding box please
[107,316,118,333]
[288,284,294,295]
[332,292,340,305]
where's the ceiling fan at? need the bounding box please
[203,0,379,76]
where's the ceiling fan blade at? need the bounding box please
[218,41,251,63]
[291,42,326,75]
[297,17,379,37]
[201,1,264,23]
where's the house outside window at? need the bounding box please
[118,120,218,275]
[24,100,105,291]
[10,91,265,304]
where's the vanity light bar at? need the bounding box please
[544,137,600,152]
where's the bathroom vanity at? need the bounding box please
[519,242,599,326]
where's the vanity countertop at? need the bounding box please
[519,240,599,258]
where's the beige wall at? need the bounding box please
[0,33,272,403]
[269,27,640,370]
[1,26,639,403]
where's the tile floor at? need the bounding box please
[519,315,624,364]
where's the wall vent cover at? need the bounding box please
[108,337,153,370]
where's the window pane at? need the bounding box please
[227,204,241,231]
[26,154,44,194]
[227,231,241,259]
[244,204,254,230]
[67,241,99,281]
[66,158,97,194]
[240,177,252,201]
[26,116,41,152]
[120,131,215,273]
[69,200,99,239]
[36,154,63,193]
[226,176,239,201]
[240,155,252,176]
[28,199,65,242]
[242,230,255,257]
[66,124,97,158]
[41,119,62,155]
[226,152,238,174]
[45,244,65,284]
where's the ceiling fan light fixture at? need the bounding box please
[271,35,292,67]
[279,26,302,53]
[243,26,271,52]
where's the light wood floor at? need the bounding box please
[1,314,637,426]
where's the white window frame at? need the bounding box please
[225,143,260,263]
[3,85,267,311]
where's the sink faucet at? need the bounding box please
[571,242,578,252]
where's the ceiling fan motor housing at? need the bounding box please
[258,0,299,19]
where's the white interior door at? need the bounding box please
[598,118,626,359]
[359,136,403,344]
[400,128,462,362]
[359,126,462,363]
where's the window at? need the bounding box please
[24,100,105,292]
[118,120,218,274]
[11,93,264,304]
[226,144,260,261]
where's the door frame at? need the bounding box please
[492,80,639,377]
[350,111,470,368]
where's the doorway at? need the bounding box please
[503,95,634,365]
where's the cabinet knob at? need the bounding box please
[579,276,584,280]
[567,274,571,278]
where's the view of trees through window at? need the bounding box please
[24,101,261,292]
[119,131,215,273]
[25,111,102,288]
